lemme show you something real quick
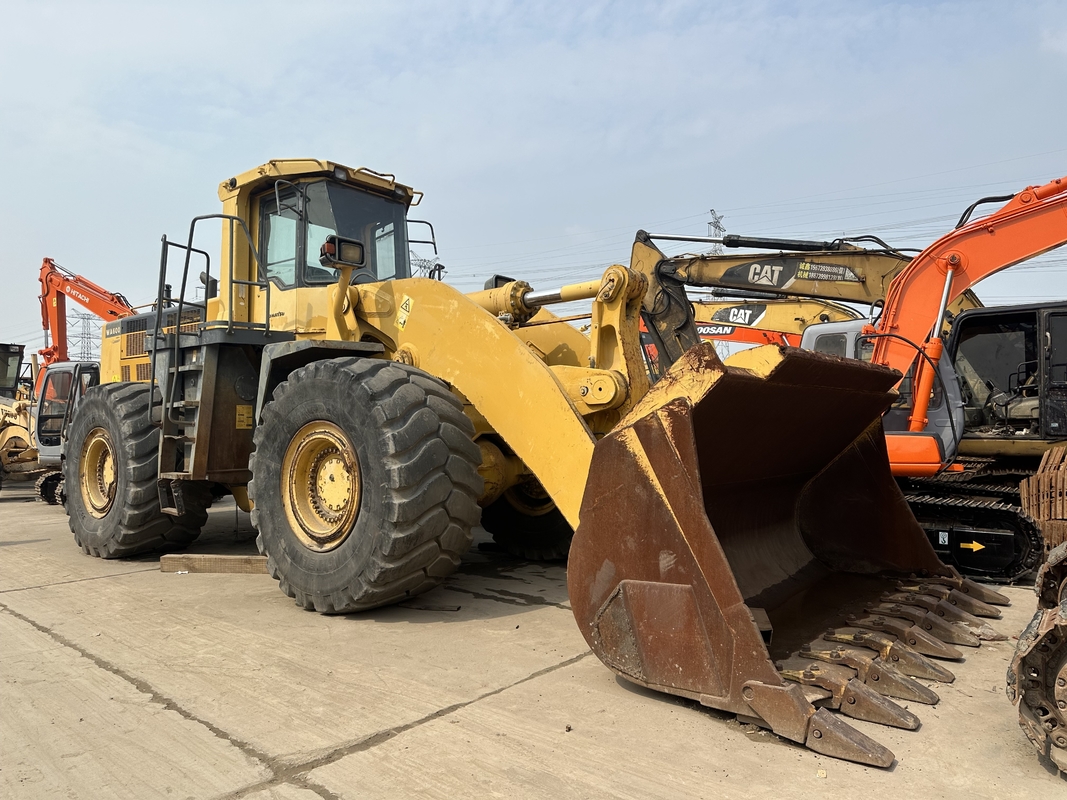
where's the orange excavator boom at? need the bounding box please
[38,258,133,376]
[868,176,1067,431]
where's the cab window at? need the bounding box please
[260,192,300,288]
[1050,314,1067,385]
[38,370,74,444]
[813,333,847,358]
[258,180,411,288]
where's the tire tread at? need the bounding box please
[250,358,482,613]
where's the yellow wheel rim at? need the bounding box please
[281,421,361,552]
[80,427,116,518]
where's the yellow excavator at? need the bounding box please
[690,295,861,347]
[689,291,982,348]
[60,159,1066,769]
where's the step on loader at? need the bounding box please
[59,159,1051,769]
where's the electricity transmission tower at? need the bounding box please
[705,209,731,360]
[707,209,726,253]
[67,311,101,361]
[410,250,445,280]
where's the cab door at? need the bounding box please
[1043,311,1067,440]
[32,363,99,465]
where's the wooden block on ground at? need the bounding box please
[160,554,269,575]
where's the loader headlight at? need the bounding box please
[319,235,366,269]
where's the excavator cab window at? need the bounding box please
[812,333,847,358]
[1050,313,1067,385]
[952,311,1039,434]
[1044,312,1067,438]
[259,181,410,290]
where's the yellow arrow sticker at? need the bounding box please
[959,541,986,552]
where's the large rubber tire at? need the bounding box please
[64,383,210,558]
[248,357,483,613]
[480,480,573,561]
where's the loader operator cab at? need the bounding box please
[0,344,25,400]
[258,179,411,290]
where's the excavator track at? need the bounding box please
[34,470,63,505]
[1008,542,1067,773]
[910,461,1037,506]
[904,492,1044,582]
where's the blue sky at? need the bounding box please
[0,1,1065,351]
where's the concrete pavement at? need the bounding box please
[1,483,1063,799]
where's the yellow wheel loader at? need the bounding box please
[62,159,1036,768]
[0,343,44,493]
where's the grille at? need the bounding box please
[126,330,147,357]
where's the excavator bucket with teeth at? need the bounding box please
[568,343,1006,768]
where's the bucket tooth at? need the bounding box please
[778,658,921,730]
[800,642,939,705]
[867,603,981,647]
[882,592,1006,641]
[848,615,964,660]
[805,708,896,768]
[896,582,1002,619]
[839,677,922,730]
[919,574,1011,606]
[825,627,956,683]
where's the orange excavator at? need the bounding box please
[37,257,133,389]
[33,258,134,502]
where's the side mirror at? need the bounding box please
[320,235,366,270]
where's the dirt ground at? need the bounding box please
[1,482,1063,799]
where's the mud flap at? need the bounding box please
[568,343,985,768]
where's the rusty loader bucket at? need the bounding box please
[568,344,1007,768]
